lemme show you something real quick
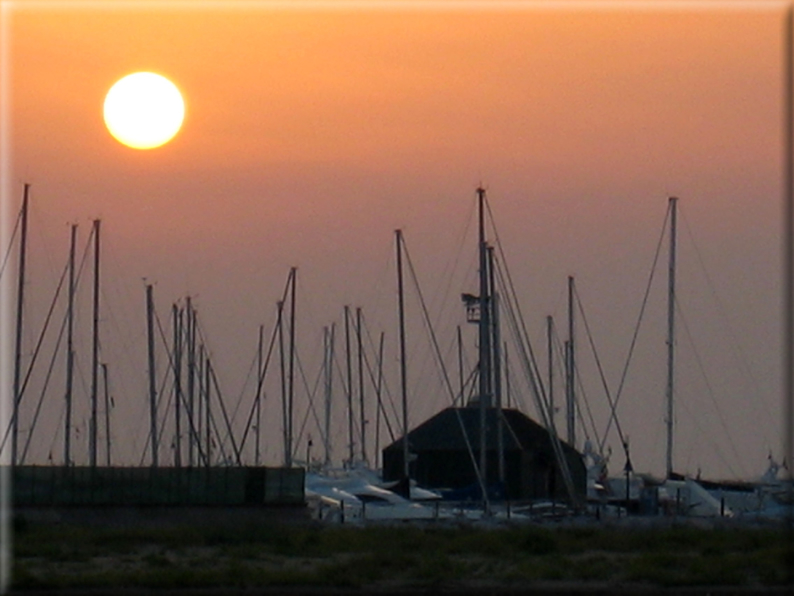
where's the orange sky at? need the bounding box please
[1,3,788,480]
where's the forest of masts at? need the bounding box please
[3,182,689,495]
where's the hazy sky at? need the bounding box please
[1,1,788,481]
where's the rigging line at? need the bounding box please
[100,239,145,356]
[499,346,532,417]
[570,342,599,452]
[401,235,488,504]
[554,319,599,451]
[291,347,325,462]
[228,340,259,428]
[239,315,280,455]
[351,234,396,338]
[403,239,473,405]
[138,369,175,467]
[239,392,261,465]
[156,300,207,466]
[47,401,66,464]
[427,201,475,327]
[17,221,93,402]
[152,302,212,461]
[27,191,62,287]
[598,201,671,455]
[0,252,69,454]
[490,243,550,424]
[675,384,740,479]
[154,368,176,460]
[679,208,775,434]
[209,363,242,465]
[675,296,748,478]
[204,391,231,466]
[573,283,623,452]
[21,297,69,463]
[484,199,553,420]
[461,366,478,406]
[493,247,580,508]
[189,313,236,464]
[137,351,176,467]
[0,204,22,281]
[360,315,398,441]
[572,376,593,449]
[140,348,212,468]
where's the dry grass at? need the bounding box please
[10,514,792,590]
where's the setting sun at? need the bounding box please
[103,72,185,150]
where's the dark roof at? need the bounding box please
[383,407,579,456]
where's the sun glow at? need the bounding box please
[103,72,185,150]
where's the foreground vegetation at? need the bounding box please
[11,515,793,591]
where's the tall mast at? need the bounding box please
[505,341,511,409]
[11,184,29,467]
[356,307,367,465]
[287,267,297,468]
[566,275,576,448]
[375,331,384,470]
[323,324,334,468]
[197,343,204,465]
[665,196,678,479]
[64,223,77,466]
[476,187,489,493]
[205,354,211,467]
[489,246,504,484]
[457,326,464,406]
[102,363,111,466]
[172,304,182,467]
[547,315,554,426]
[344,305,354,466]
[89,219,101,468]
[396,229,409,480]
[277,300,288,467]
[255,324,264,467]
[146,283,158,467]
[186,297,195,467]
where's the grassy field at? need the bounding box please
[10,515,793,591]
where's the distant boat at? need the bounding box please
[305,469,442,522]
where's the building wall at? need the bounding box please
[384,447,585,502]
[9,466,305,507]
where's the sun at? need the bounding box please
[103,72,185,150]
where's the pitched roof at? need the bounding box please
[384,407,578,456]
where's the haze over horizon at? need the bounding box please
[1,2,788,482]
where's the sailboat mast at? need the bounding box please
[323,324,334,468]
[665,196,678,479]
[505,341,511,409]
[457,326,464,406]
[186,297,195,467]
[287,267,297,468]
[172,304,182,468]
[146,283,158,468]
[89,219,101,468]
[396,229,409,480]
[566,275,576,448]
[205,354,211,467]
[255,324,264,467]
[64,223,77,466]
[375,331,384,470]
[11,184,29,467]
[476,187,489,493]
[547,315,554,424]
[102,363,111,466]
[344,305,354,466]
[489,246,504,484]
[357,307,367,465]
[277,299,288,466]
